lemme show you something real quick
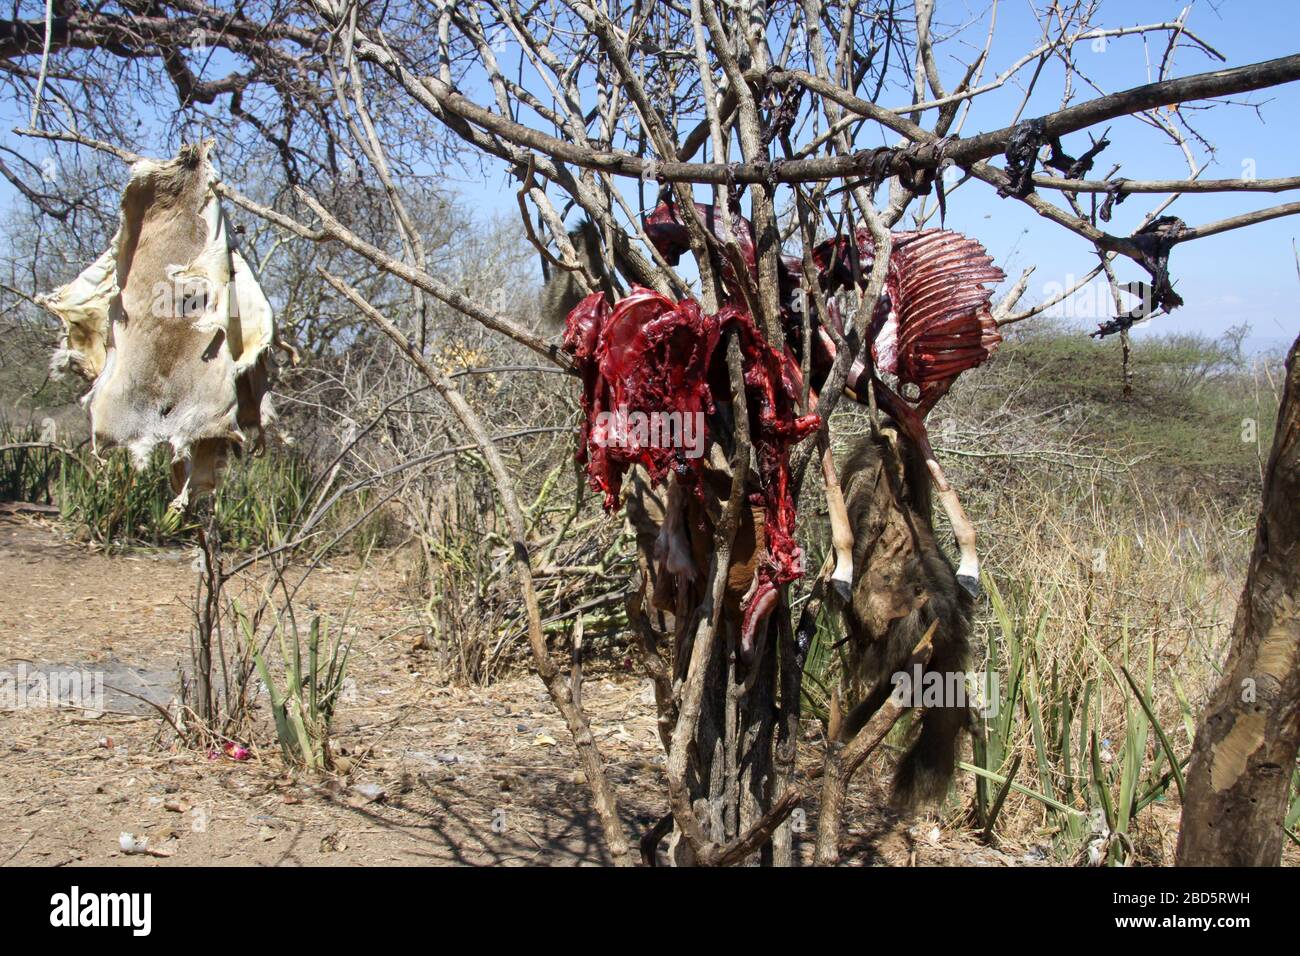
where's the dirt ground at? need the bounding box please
[1,513,1052,867]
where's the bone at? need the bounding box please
[739,578,779,660]
[843,352,873,398]
[820,442,854,603]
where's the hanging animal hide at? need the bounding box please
[39,141,279,510]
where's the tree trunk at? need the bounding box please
[1176,334,1300,866]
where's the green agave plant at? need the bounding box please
[242,603,352,771]
[967,576,1189,864]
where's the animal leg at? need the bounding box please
[870,380,981,597]
[924,457,980,596]
[653,473,696,581]
[820,438,854,603]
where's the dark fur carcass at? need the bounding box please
[836,423,974,809]
[538,219,625,331]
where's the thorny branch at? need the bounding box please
[8,1,1300,867]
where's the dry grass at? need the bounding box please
[963,472,1250,862]
[887,328,1279,862]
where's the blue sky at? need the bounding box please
[444,1,1300,351]
[4,1,1297,351]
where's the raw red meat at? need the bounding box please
[645,201,1004,405]
[565,287,722,507]
[811,228,1004,405]
[562,287,818,653]
[567,203,1003,655]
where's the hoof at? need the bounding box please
[830,578,852,605]
[957,574,982,599]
